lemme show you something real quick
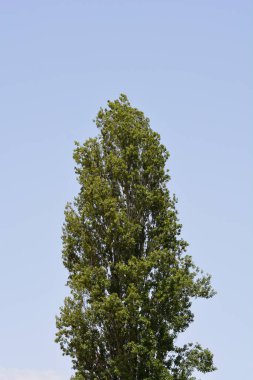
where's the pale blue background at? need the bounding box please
[0,1,252,380]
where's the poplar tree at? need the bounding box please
[56,95,216,380]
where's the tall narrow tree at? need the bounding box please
[56,95,216,380]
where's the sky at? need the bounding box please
[0,1,252,379]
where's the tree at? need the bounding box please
[56,94,216,380]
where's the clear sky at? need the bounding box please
[0,1,252,379]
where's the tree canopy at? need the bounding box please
[56,94,216,380]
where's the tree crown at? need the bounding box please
[56,95,216,380]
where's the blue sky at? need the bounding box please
[0,1,252,379]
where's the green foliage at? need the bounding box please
[56,94,216,379]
